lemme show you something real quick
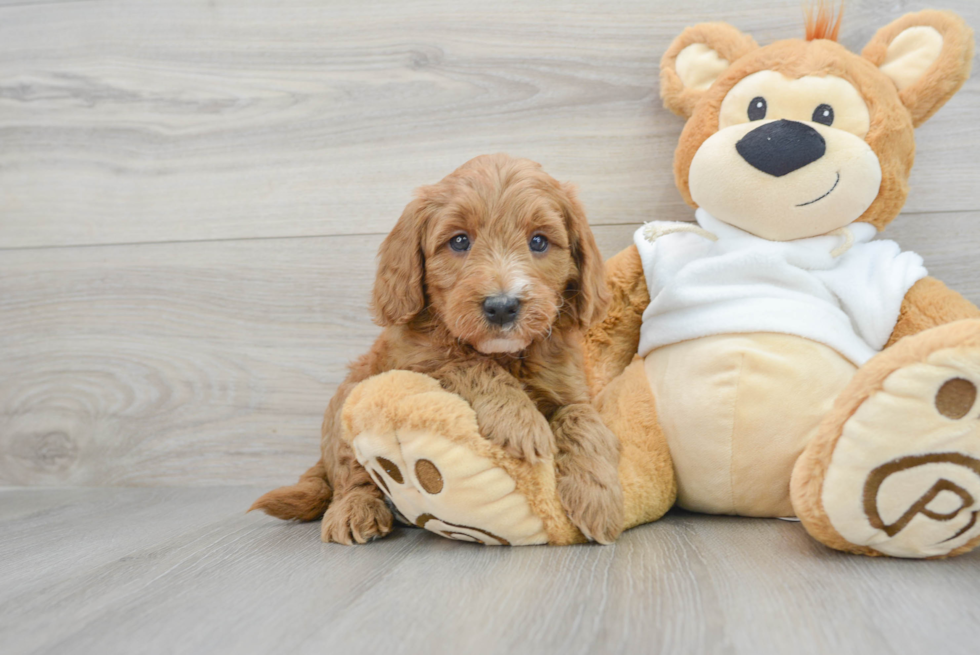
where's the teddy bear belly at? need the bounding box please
[644,333,857,517]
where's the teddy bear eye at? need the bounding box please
[747,96,767,121]
[449,233,471,252]
[813,104,834,126]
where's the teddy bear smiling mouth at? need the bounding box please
[249,7,980,562]
[795,171,841,207]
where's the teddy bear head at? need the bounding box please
[660,7,974,241]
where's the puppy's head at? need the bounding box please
[372,154,608,354]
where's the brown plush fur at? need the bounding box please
[251,154,624,545]
[594,356,677,527]
[804,0,844,43]
[862,11,975,128]
[886,277,980,347]
[583,9,980,558]
[668,38,913,231]
[661,11,973,231]
[584,245,649,398]
[339,370,584,545]
[791,319,980,559]
[659,23,759,119]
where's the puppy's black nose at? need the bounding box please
[483,294,520,326]
[736,119,826,177]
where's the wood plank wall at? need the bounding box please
[2,0,979,486]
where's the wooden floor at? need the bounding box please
[3,1,980,653]
[1,486,978,655]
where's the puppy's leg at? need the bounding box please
[552,403,624,544]
[319,357,394,545]
[320,440,394,545]
[437,362,556,462]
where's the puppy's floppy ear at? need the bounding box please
[371,197,429,327]
[560,183,609,329]
[660,23,758,118]
[862,10,974,128]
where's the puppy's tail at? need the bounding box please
[249,459,333,521]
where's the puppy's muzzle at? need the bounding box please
[483,294,521,327]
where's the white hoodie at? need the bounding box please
[634,209,928,365]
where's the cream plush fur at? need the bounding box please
[331,9,980,558]
[584,8,980,559]
[340,367,672,546]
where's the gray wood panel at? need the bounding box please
[0,233,380,486]
[0,0,978,248]
[2,1,980,488]
[3,215,978,487]
[3,2,980,651]
[0,487,977,655]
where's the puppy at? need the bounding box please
[252,154,624,544]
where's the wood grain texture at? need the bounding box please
[1,0,980,488]
[3,3,980,652]
[0,487,977,655]
[0,0,979,248]
[3,214,979,487]
[0,233,380,486]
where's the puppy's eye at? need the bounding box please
[812,104,834,126]
[529,234,549,253]
[448,233,471,252]
[747,96,767,121]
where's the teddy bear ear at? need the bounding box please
[862,10,974,128]
[660,23,758,118]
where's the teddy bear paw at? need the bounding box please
[342,371,552,546]
[813,322,980,558]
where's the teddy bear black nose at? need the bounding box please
[736,119,826,177]
[483,294,521,326]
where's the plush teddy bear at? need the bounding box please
[317,7,980,558]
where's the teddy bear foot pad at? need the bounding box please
[342,371,554,546]
[353,426,546,545]
[808,321,980,558]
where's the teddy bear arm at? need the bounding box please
[593,356,677,528]
[885,276,980,348]
[584,245,650,397]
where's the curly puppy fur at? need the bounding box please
[251,154,624,544]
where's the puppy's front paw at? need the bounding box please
[480,408,556,463]
[557,463,624,545]
[320,492,393,545]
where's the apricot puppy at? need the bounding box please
[252,154,624,544]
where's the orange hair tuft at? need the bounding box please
[804,0,844,42]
